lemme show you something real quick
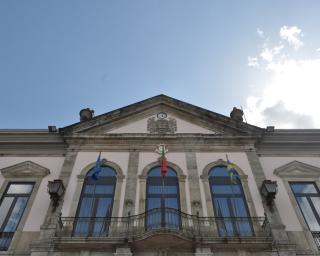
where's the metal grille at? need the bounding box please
[58,207,271,239]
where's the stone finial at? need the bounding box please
[79,108,94,122]
[230,107,243,122]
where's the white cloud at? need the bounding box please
[245,26,320,128]
[280,26,303,50]
[259,45,283,63]
[248,57,259,67]
[257,28,264,37]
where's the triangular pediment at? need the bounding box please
[274,161,320,178]
[1,161,50,178]
[60,95,263,136]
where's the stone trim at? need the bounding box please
[70,158,125,218]
[123,152,139,216]
[275,162,320,251]
[0,163,48,253]
[138,161,187,214]
[274,160,320,178]
[185,152,203,216]
[0,161,50,178]
[200,159,256,218]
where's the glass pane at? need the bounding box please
[214,198,231,217]
[92,198,112,236]
[84,185,94,194]
[4,197,28,232]
[209,166,229,177]
[95,198,112,217]
[147,198,161,210]
[148,185,177,194]
[165,198,178,209]
[231,198,249,217]
[86,166,116,177]
[297,197,320,231]
[78,198,94,217]
[148,167,177,177]
[211,185,241,194]
[7,184,33,194]
[291,183,317,194]
[213,198,234,236]
[95,185,114,194]
[311,197,320,217]
[0,197,14,228]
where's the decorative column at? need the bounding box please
[185,152,203,216]
[123,151,139,216]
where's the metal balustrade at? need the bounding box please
[58,208,271,240]
[0,232,14,251]
[312,232,320,250]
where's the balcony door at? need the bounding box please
[74,166,116,237]
[146,166,180,229]
[209,166,252,237]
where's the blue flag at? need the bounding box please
[92,152,102,180]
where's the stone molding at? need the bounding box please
[201,158,247,179]
[140,160,186,180]
[0,161,50,178]
[139,160,188,213]
[274,160,320,178]
[78,158,125,180]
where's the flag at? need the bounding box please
[226,158,239,184]
[92,152,102,180]
[161,156,167,177]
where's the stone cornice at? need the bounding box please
[60,95,264,136]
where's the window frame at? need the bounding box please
[290,181,320,231]
[73,166,117,236]
[208,166,253,236]
[0,182,35,251]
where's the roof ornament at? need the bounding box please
[147,112,177,134]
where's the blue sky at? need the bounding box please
[1,1,320,128]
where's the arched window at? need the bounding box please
[209,166,252,236]
[74,166,117,236]
[146,166,180,229]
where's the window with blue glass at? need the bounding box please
[209,166,252,237]
[290,182,320,231]
[74,166,116,237]
[0,183,34,251]
[146,166,180,229]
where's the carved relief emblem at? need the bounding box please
[147,113,177,134]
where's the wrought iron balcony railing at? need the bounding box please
[311,231,320,250]
[57,208,271,240]
[0,232,14,251]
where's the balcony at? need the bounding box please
[0,232,14,251]
[55,208,272,251]
[311,232,320,250]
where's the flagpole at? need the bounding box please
[161,173,165,227]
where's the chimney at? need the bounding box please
[79,108,94,122]
[230,107,243,122]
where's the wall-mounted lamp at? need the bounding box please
[260,180,278,206]
[48,179,65,208]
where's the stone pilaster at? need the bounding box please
[30,150,78,256]
[123,151,139,216]
[185,152,203,215]
[246,150,296,255]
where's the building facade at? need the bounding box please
[0,95,320,256]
